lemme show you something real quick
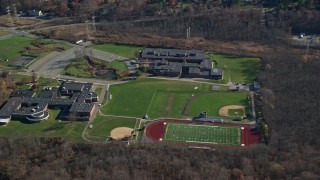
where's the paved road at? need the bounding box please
[28,47,77,77]
[27,51,60,72]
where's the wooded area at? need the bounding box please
[0,136,319,179]
[1,1,320,179]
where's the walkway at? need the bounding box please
[146,76,229,86]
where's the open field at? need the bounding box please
[93,44,143,59]
[102,78,212,118]
[0,110,86,142]
[0,36,34,62]
[85,115,137,141]
[209,53,261,84]
[0,36,71,69]
[164,123,241,145]
[102,78,248,119]
[188,92,248,117]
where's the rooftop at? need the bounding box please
[61,82,93,93]
[11,90,35,98]
[70,103,94,113]
[0,82,97,123]
[141,48,206,61]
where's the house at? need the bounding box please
[141,48,223,80]
[27,10,43,17]
[0,82,98,125]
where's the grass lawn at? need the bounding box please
[95,87,102,95]
[103,78,248,119]
[209,53,261,84]
[86,115,137,142]
[110,60,128,73]
[164,123,241,146]
[102,78,213,119]
[34,77,60,95]
[0,36,72,69]
[8,74,60,94]
[147,91,191,119]
[64,59,92,78]
[188,92,248,117]
[64,59,127,78]
[0,36,34,62]
[10,73,33,82]
[0,110,86,142]
[93,44,143,59]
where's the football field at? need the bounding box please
[164,123,241,145]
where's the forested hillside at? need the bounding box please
[0,137,319,179]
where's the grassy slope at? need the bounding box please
[86,115,136,141]
[93,44,143,59]
[210,53,261,84]
[188,92,248,117]
[64,59,127,78]
[0,36,34,61]
[0,36,72,69]
[110,60,128,73]
[0,110,86,142]
[95,87,102,95]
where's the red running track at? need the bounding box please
[145,119,261,146]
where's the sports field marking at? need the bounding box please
[145,90,157,115]
[164,123,241,145]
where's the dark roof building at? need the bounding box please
[60,82,93,95]
[141,48,223,80]
[11,90,35,98]
[0,82,98,125]
[141,48,206,62]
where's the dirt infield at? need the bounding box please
[110,127,133,140]
[219,105,245,116]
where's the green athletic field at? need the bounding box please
[164,123,241,145]
[102,78,248,119]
